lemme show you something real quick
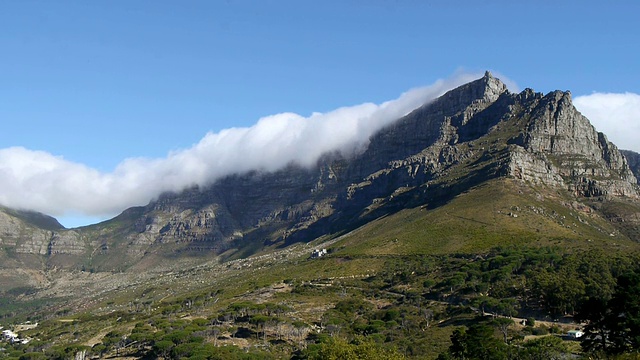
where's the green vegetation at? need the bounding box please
[1,179,639,359]
[576,265,640,355]
[338,179,636,257]
[3,244,640,359]
[0,296,56,322]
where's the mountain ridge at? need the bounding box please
[2,73,640,360]
[1,72,639,277]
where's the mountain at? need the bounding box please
[1,72,639,280]
[3,72,640,360]
[622,149,640,181]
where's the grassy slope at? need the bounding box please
[19,178,640,319]
[334,178,638,258]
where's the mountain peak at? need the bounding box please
[479,70,508,102]
[429,71,508,116]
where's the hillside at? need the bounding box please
[3,177,640,359]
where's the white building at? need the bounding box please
[1,330,18,342]
[567,329,584,339]
[311,248,328,258]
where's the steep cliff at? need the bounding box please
[508,90,637,198]
[0,207,87,283]
[622,150,640,183]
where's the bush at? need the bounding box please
[521,326,533,335]
[526,317,535,327]
[19,353,47,360]
[532,326,549,336]
[549,325,561,334]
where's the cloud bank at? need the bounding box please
[0,72,483,220]
[574,92,640,153]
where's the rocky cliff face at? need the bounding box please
[1,72,639,272]
[507,89,638,198]
[0,208,85,271]
[622,150,640,183]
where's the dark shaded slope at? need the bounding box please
[2,207,64,231]
[622,150,640,183]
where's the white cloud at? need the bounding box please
[574,92,640,153]
[0,72,489,222]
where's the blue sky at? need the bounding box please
[1,1,639,227]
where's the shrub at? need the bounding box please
[526,317,535,327]
[532,326,548,336]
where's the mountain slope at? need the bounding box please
[1,72,639,277]
[116,72,637,263]
[622,149,640,182]
[7,175,640,359]
[3,73,640,360]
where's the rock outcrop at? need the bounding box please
[508,89,638,198]
[0,208,85,270]
[622,150,640,183]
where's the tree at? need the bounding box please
[533,268,585,317]
[166,329,191,345]
[449,328,467,360]
[525,317,535,327]
[491,317,514,344]
[92,344,107,358]
[578,267,640,355]
[210,326,221,346]
[607,270,640,353]
[495,298,518,318]
[18,353,46,360]
[576,297,611,353]
[517,336,568,360]
[446,324,507,360]
[306,337,404,360]
[250,314,274,342]
[101,330,126,356]
[421,308,434,330]
[153,339,173,359]
[465,324,507,360]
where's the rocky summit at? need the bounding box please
[1,72,639,281]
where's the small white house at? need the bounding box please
[311,248,328,259]
[1,330,18,342]
[567,329,584,339]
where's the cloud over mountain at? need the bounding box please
[574,92,640,153]
[0,72,483,219]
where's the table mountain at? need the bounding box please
[1,72,639,276]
